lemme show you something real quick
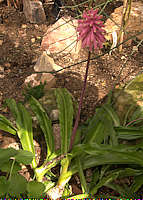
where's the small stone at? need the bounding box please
[0,91,3,101]
[0,40,3,45]
[4,63,11,68]
[36,36,41,40]
[132,46,138,51]
[34,24,39,29]
[0,74,4,78]
[50,109,59,121]
[0,65,4,72]
[121,56,126,60]
[14,40,20,48]
[101,81,106,86]
[31,38,36,43]
[21,24,27,29]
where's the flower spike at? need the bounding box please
[77,8,106,51]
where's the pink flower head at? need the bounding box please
[77,8,106,51]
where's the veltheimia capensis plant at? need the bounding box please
[1,7,143,199]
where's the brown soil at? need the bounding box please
[0,0,143,197]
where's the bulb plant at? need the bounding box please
[1,7,143,199]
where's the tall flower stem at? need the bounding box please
[70,51,91,150]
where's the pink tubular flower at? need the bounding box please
[77,8,106,51]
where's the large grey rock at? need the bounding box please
[23,0,46,24]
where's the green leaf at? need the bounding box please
[0,160,21,173]
[6,99,37,169]
[77,157,87,193]
[71,143,143,173]
[90,171,119,195]
[103,104,120,127]
[83,108,107,144]
[15,149,34,165]
[44,181,55,193]
[8,174,27,197]
[123,104,135,126]
[0,148,18,166]
[68,194,90,199]
[29,96,54,158]
[16,103,35,153]
[27,181,45,198]
[116,126,143,140]
[130,174,143,193]
[130,105,143,122]
[107,168,143,178]
[55,88,74,154]
[100,165,111,180]
[0,114,17,135]
[5,98,20,121]
[83,105,118,145]
[105,182,133,198]
[0,176,9,196]
[88,168,100,191]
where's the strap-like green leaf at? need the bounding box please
[130,174,143,193]
[6,98,37,169]
[83,108,106,144]
[29,96,54,158]
[71,143,143,173]
[90,172,119,195]
[55,88,74,154]
[116,126,143,140]
[0,114,16,135]
[76,156,87,193]
[83,105,118,145]
[103,104,120,127]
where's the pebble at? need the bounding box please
[14,40,20,48]
[34,24,39,29]
[21,24,27,29]
[0,91,2,101]
[31,38,36,43]
[4,63,11,68]
[0,65,4,72]
[36,36,41,40]
[0,40,3,46]
[132,46,138,51]
[121,55,126,60]
[50,109,59,121]
[0,74,4,78]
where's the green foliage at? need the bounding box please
[27,181,45,198]
[55,88,74,154]
[29,95,54,159]
[0,114,17,135]
[0,148,41,198]
[23,82,45,103]
[5,98,37,169]
[1,88,143,198]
